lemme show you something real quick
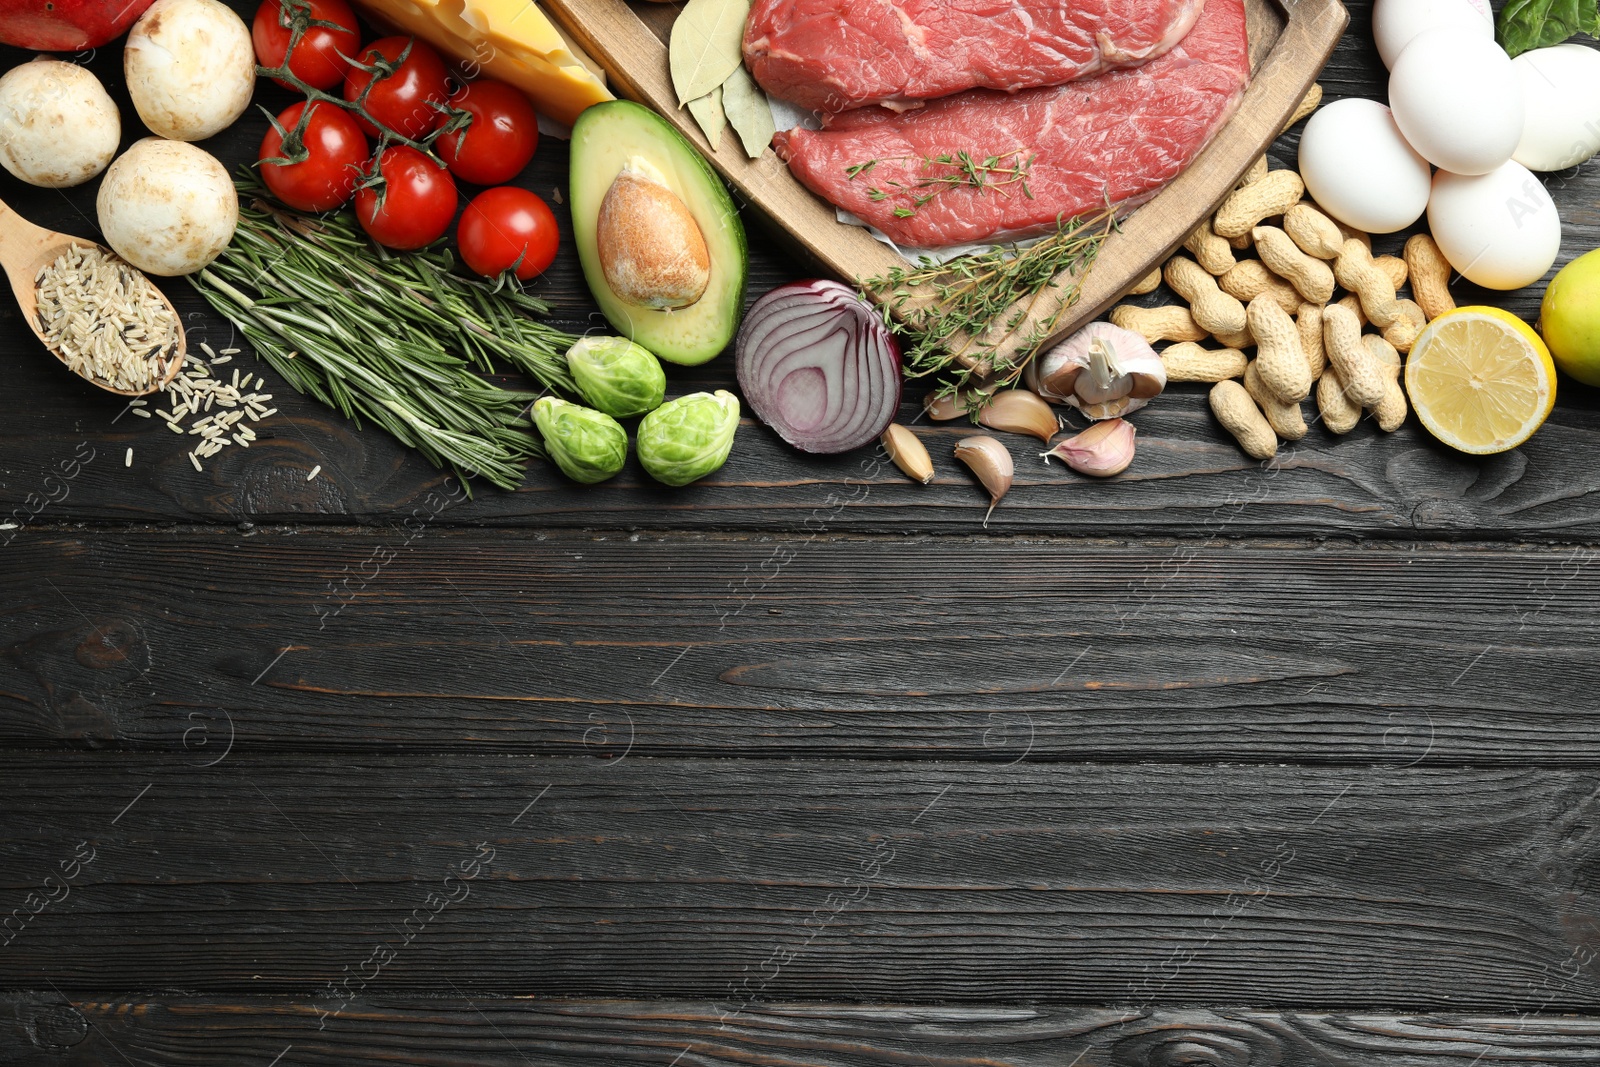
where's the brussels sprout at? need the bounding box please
[532,397,628,484]
[636,390,740,486]
[565,335,667,418]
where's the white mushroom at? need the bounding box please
[125,0,254,141]
[97,138,238,276]
[0,58,119,188]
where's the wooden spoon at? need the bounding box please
[0,199,185,397]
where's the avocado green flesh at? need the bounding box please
[570,101,748,366]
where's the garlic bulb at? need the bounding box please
[1028,322,1166,420]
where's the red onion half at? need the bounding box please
[735,279,902,454]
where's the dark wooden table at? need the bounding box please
[5,2,1600,1064]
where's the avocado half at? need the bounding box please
[571,101,748,366]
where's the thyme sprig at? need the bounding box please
[846,149,1035,217]
[862,207,1118,402]
[188,176,580,493]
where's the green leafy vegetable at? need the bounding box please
[566,336,667,418]
[1497,0,1600,57]
[636,391,740,486]
[532,398,629,484]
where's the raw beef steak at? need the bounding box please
[745,0,1205,113]
[772,0,1250,248]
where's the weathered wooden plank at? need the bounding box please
[11,357,1600,536]
[1,10,1600,535]
[5,994,1600,1066]
[3,528,1599,762]
[0,755,1598,1007]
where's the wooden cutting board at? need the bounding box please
[542,0,1349,372]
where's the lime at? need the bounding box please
[1540,248,1600,386]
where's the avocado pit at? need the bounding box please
[596,159,711,310]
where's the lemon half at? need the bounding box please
[1404,307,1557,455]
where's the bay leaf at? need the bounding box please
[670,0,750,106]
[721,64,775,159]
[687,86,727,149]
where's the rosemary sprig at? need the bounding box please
[187,176,581,493]
[862,207,1118,402]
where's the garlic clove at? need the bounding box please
[1041,418,1137,477]
[1036,361,1083,402]
[880,424,934,484]
[922,388,991,421]
[975,389,1059,443]
[1128,368,1167,399]
[923,391,966,421]
[953,435,1013,525]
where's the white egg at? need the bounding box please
[1372,0,1493,70]
[1389,28,1524,175]
[1298,98,1432,233]
[1512,43,1600,171]
[1427,161,1560,289]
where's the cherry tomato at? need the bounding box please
[252,0,360,91]
[437,80,540,186]
[342,36,452,139]
[356,146,458,250]
[457,187,560,280]
[259,100,369,212]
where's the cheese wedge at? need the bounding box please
[353,0,611,126]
